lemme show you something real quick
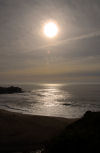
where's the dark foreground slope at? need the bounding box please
[0,109,75,153]
[45,111,100,153]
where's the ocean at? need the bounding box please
[0,82,100,118]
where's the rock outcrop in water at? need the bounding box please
[0,86,23,94]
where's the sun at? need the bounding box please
[44,22,58,38]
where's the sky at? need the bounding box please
[0,0,100,83]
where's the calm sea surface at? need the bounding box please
[0,83,100,118]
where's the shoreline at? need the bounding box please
[0,109,77,152]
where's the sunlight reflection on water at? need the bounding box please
[30,84,81,118]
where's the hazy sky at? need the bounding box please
[0,0,100,83]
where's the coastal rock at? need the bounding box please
[46,111,100,153]
[0,86,23,94]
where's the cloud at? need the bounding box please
[31,30,100,51]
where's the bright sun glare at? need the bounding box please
[44,22,58,38]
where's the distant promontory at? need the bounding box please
[0,86,23,94]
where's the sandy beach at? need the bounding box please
[0,109,100,153]
[0,109,76,152]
